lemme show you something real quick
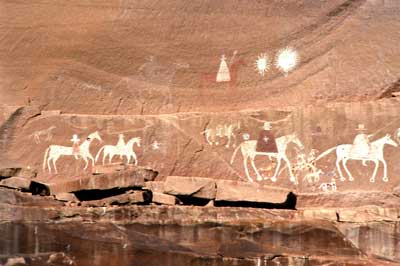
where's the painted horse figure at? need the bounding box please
[43,131,102,174]
[230,134,304,184]
[315,134,398,182]
[95,137,141,165]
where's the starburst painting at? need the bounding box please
[275,47,299,75]
[255,53,270,76]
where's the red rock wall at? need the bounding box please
[1,0,400,193]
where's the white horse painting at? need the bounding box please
[95,137,141,165]
[315,134,398,182]
[230,134,304,183]
[42,131,102,174]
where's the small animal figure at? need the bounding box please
[31,126,56,144]
[202,122,240,148]
[319,178,337,193]
[303,169,323,184]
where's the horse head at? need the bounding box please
[289,133,304,150]
[127,137,141,147]
[87,131,102,142]
[384,134,398,147]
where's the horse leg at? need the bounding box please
[82,157,89,170]
[132,153,138,166]
[243,157,254,183]
[250,159,262,181]
[342,159,354,181]
[370,160,379,183]
[87,154,95,167]
[381,159,388,182]
[53,157,59,174]
[336,157,346,181]
[109,153,114,164]
[225,136,231,148]
[47,157,52,174]
[282,156,297,184]
[102,153,106,165]
[271,157,282,183]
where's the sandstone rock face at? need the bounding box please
[215,180,289,204]
[81,191,151,207]
[32,166,155,195]
[0,176,31,190]
[151,192,178,205]
[163,176,216,199]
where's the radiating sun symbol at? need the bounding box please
[275,47,299,75]
[255,53,270,77]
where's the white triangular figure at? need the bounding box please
[216,55,231,82]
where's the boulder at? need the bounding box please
[5,257,26,266]
[0,187,62,207]
[152,192,178,205]
[215,180,289,204]
[81,191,151,207]
[0,176,31,190]
[54,192,79,202]
[163,176,216,199]
[17,168,37,179]
[145,181,165,193]
[0,167,21,179]
[33,167,156,195]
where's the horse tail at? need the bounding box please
[95,146,105,162]
[315,147,337,161]
[42,147,50,171]
[230,145,241,164]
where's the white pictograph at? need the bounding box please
[315,134,398,183]
[201,122,241,148]
[275,47,299,75]
[95,136,141,165]
[319,179,337,193]
[255,53,270,76]
[216,54,231,82]
[151,140,160,150]
[230,134,304,183]
[303,169,323,185]
[30,126,56,144]
[43,131,102,174]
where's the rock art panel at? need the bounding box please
[2,100,400,193]
[43,131,102,174]
[95,134,141,165]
